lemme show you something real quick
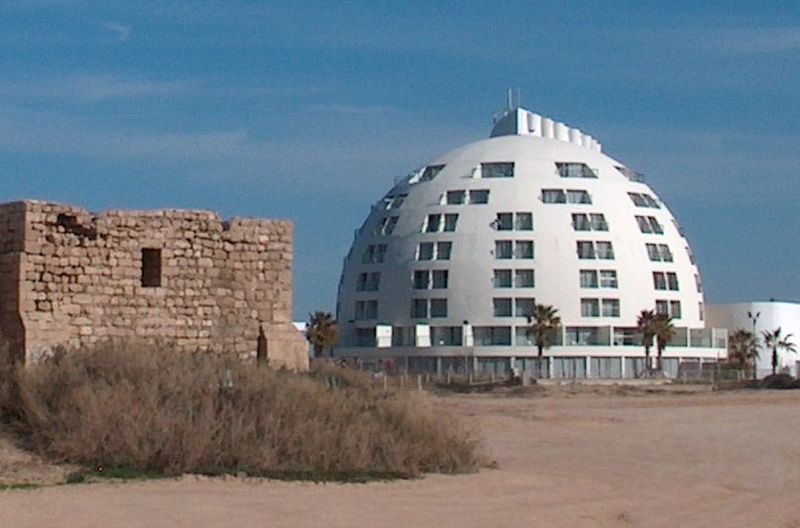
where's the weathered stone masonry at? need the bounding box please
[0,200,308,370]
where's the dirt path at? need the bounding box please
[1,390,799,527]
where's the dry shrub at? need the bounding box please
[1,342,481,479]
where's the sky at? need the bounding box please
[1,1,799,319]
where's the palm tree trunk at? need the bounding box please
[537,344,543,379]
[772,347,778,375]
[644,345,651,376]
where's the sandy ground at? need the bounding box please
[1,389,800,528]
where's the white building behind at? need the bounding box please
[707,302,800,377]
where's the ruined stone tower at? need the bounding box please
[0,200,308,370]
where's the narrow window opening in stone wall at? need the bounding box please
[141,248,162,288]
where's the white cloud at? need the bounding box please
[307,103,389,116]
[703,27,800,54]
[0,73,193,102]
[101,21,132,42]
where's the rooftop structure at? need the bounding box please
[334,107,727,378]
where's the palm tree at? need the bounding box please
[727,329,759,375]
[653,313,676,372]
[761,327,797,375]
[526,304,561,378]
[636,309,658,375]
[306,312,339,358]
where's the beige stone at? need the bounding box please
[0,200,308,371]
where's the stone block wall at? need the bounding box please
[0,200,308,371]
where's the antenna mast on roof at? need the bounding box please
[506,88,522,111]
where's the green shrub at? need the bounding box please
[1,342,481,480]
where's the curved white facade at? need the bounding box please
[335,108,727,378]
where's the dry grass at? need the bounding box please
[0,342,481,481]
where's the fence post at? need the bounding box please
[417,374,422,392]
[383,375,388,392]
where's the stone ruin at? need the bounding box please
[0,200,309,370]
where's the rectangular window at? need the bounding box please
[494,269,512,288]
[601,299,620,317]
[670,300,682,319]
[431,326,463,346]
[412,270,430,289]
[430,299,448,318]
[577,241,596,259]
[628,192,647,207]
[655,300,669,316]
[646,243,660,261]
[496,212,514,231]
[436,242,452,260]
[653,272,667,290]
[642,194,660,208]
[580,270,598,288]
[515,241,534,259]
[355,327,376,347]
[420,164,445,182]
[572,213,591,231]
[542,189,566,204]
[473,326,512,346]
[515,297,535,317]
[581,298,600,317]
[589,213,608,231]
[375,216,399,236]
[566,326,605,346]
[443,213,459,232]
[667,272,679,291]
[648,216,663,234]
[599,270,618,288]
[383,193,407,209]
[357,272,381,291]
[698,301,704,321]
[493,298,513,317]
[446,190,465,205]
[424,214,441,233]
[515,212,533,230]
[515,269,535,288]
[686,246,695,265]
[355,300,378,320]
[495,240,513,259]
[417,242,434,261]
[481,162,514,178]
[566,189,592,204]
[636,215,652,233]
[432,270,449,289]
[596,242,614,259]
[557,162,597,178]
[616,165,645,183]
[659,244,673,262]
[362,244,387,264]
[469,189,490,204]
[141,248,162,287]
[411,299,428,318]
[695,274,702,293]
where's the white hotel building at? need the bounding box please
[334,107,728,378]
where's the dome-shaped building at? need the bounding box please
[335,107,727,379]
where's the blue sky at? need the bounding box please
[1,1,799,318]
